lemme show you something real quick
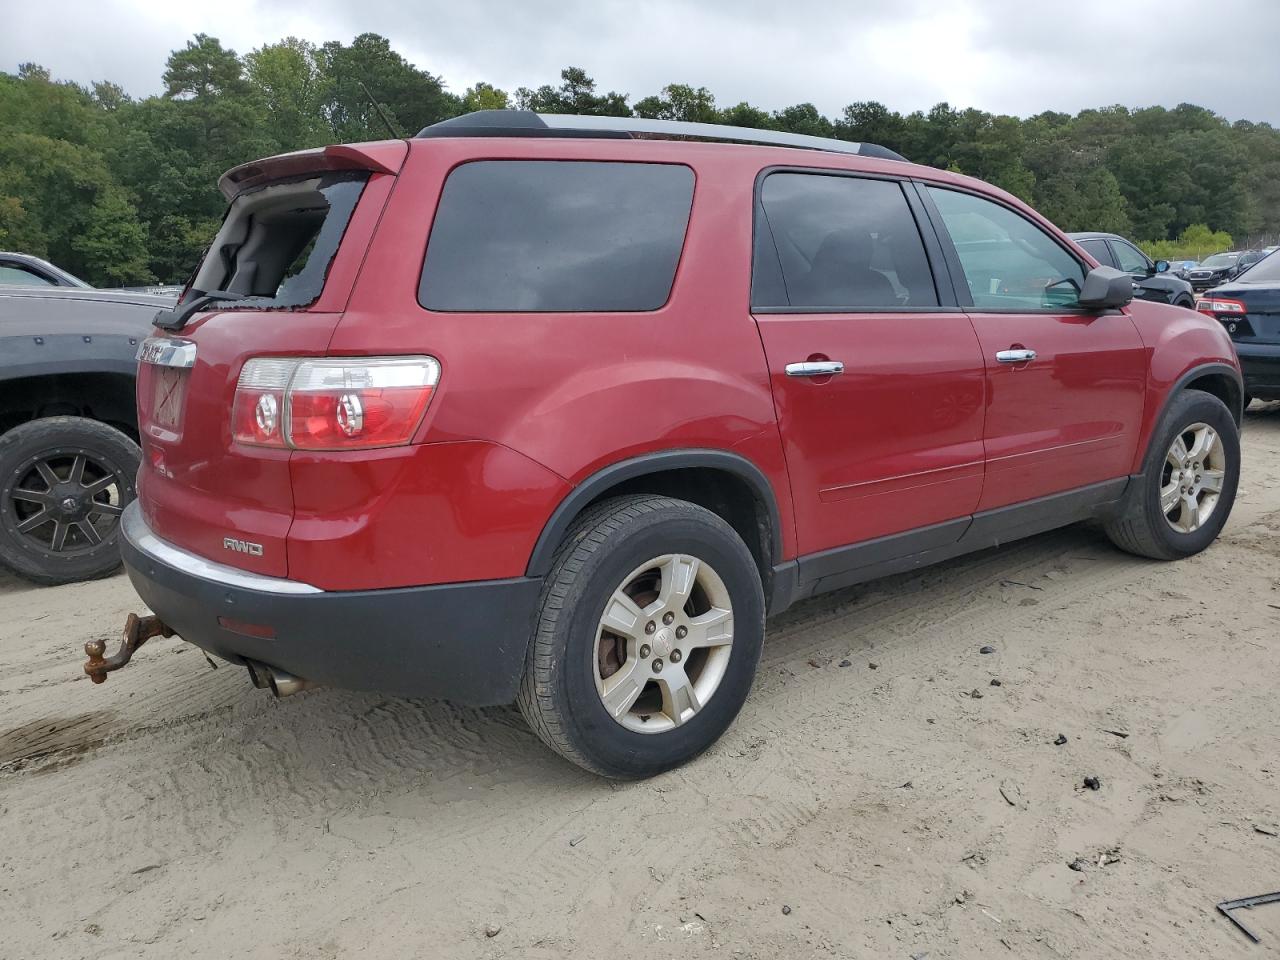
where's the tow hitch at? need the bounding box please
[83,613,174,684]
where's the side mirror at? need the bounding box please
[1154,259,1170,274]
[1077,266,1134,309]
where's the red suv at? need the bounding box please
[112,111,1243,778]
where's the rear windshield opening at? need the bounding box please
[186,173,366,309]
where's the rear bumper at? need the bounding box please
[1235,342,1280,398]
[119,503,542,705]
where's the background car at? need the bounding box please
[1068,232,1196,308]
[0,252,92,289]
[0,251,185,298]
[1188,250,1266,291]
[1195,250,1280,405]
[0,285,168,584]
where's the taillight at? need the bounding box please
[232,356,440,450]
[1196,296,1247,317]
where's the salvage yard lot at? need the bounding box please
[3,405,1280,960]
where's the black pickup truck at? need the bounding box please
[0,286,172,585]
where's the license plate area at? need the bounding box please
[148,367,189,439]
[138,337,196,441]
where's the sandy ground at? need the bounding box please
[2,405,1279,960]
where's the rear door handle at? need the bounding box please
[995,349,1036,364]
[785,361,844,378]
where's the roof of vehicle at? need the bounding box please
[0,285,174,308]
[415,110,908,162]
[1065,231,1127,242]
[0,251,91,288]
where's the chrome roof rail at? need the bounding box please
[416,110,906,161]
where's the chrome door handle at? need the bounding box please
[785,361,844,378]
[995,349,1036,364]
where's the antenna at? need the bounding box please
[358,81,404,139]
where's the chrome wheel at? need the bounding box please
[1160,422,1226,534]
[593,553,734,734]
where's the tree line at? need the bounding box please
[2,32,1279,285]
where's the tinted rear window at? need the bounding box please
[753,173,938,310]
[419,161,694,312]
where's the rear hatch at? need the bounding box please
[135,142,405,578]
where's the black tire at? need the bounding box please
[516,495,765,779]
[0,417,139,586]
[1104,390,1239,561]
[1242,393,1253,410]
[1175,295,1196,310]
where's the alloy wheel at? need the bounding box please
[1160,422,1226,534]
[593,553,734,734]
[5,450,126,554]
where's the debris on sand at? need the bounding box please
[980,645,995,654]
[999,779,1023,808]
[1053,734,1068,746]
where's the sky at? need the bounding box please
[4,0,1280,125]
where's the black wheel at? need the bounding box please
[0,417,139,585]
[517,495,765,779]
[1104,390,1239,560]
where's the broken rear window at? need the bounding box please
[186,173,367,309]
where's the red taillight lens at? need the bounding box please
[232,356,439,450]
[1196,297,1247,317]
[231,358,294,448]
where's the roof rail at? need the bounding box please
[416,110,906,162]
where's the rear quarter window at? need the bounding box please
[419,160,695,312]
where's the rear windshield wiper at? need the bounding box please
[153,290,248,332]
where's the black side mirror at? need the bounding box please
[1154,259,1170,274]
[1077,266,1134,309]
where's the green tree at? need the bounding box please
[316,33,461,140]
[515,67,630,116]
[244,38,329,150]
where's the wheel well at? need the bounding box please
[0,373,138,441]
[1183,372,1242,425]
[580,467,775,584]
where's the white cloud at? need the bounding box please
[3,0,1277,124]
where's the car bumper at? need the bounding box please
[119,502,542,705]
[1235,342,1280,399]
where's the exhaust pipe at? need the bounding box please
[246,660,315,698]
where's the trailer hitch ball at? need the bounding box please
[83,613,174,684]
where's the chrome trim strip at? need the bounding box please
[137,336,197,369]
[122,502,323,595]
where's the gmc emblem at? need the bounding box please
[223,537,264,557]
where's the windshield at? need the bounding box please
[183,173,367,310]
[1200,253,1238,269]
[1239,251,1280,282]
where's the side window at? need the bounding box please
[420,161,694,312]
[1077,238,1115,268]
[1111,240,1151,275]
[927,187,1086,311]
[0,264,56,286]
[753,173,938,310]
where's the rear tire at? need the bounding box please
[0,417,139,586]
[1104,390,1238,560]
[517,495,765,779]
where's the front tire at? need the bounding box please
[1104,390,1239,560]
[517,495,765,779]
[0,417,139,585]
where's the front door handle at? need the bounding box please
[995,349,1036,364]
[785,360,844,378]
